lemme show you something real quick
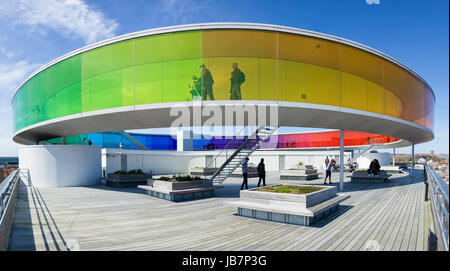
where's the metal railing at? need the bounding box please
[0,169,21,251]
[205,126,248,169]
[424,164,449,251]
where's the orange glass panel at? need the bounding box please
[278,32,340,71]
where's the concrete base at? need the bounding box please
[280,169,320,180]
[230,168,259,178]
[227,185,349,226]
[19,145,101,187]
[143,188,215,202]
[237,205,340,226]
[190,167,218,176]
[138,179,219,202]
[106,173,152,187]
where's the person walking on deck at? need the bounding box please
[257,158,266,187]
[241,157,250,190]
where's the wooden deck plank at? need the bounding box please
[348,179,412,251]
[8,171,428,251]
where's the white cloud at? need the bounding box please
[0,0,118,44]
[0,61,41,155]
[0,47,17,59]
[0,61,41,105]
[158,0,214,24]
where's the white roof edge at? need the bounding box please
[11,22,435,102]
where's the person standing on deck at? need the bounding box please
[230,63,245,100]
[257,158,266,187]
[241,157,250,190]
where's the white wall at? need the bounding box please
[19,145,101,187]
[102,149,351,175]
[356,152,391,169]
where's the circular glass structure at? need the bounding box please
[12,23,434,146]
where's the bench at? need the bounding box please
[350,171,392,183]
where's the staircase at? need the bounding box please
[207,126,278,184]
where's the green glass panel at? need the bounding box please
[45,55,81,119]
[81,40,133,112]
[135,63,163,104]
[162,58,201,103]
[135,31,201,64]
[26,72,48,125]
[135,30,201,104]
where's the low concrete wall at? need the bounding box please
[19,145,101,187]
[103,149,351,175]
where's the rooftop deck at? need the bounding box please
[8,170,431,251]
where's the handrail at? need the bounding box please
[425,164,449,251]
[209,126,267,180]
[0,169,21,251]
[205,126,247,169]
[0,170,20,220]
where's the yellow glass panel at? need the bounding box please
[260,58,277,101]
[304,64,339,106]
[278,33,340,71]
[278,60,305,103]
[384,89,402,118]
[202,30,276,59]
[203,57,259,101]
[341,72,368,111]
[367,81,385,114]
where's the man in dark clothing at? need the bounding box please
[368,159,381,176]
[257,158,266,187]
[201,65,214,100]
[230,63,245,100]
[241,157,250,190]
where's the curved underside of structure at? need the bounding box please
[12,23,435,147]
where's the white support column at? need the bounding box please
[411,144,415,177]
[339,129,344,192]
[393,148,396,166]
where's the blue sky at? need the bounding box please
[0,0,448,155]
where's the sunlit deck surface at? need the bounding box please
[8,170,430,251]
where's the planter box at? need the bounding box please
[280,169,319,180]
[241,185,337,208]
[107,173,153,181]
[152,179,213,190]
[227,184,349,226]
[106,172,153,187]
[139,179,217,202]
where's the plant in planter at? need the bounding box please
[257,185,324,195]
[297,162,304,169]
[158,175,202,182]
[113,169,145,175]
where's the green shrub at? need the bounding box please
[158,175,202,182]
[113,169,145,175]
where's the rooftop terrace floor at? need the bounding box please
[8,170,431,251]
